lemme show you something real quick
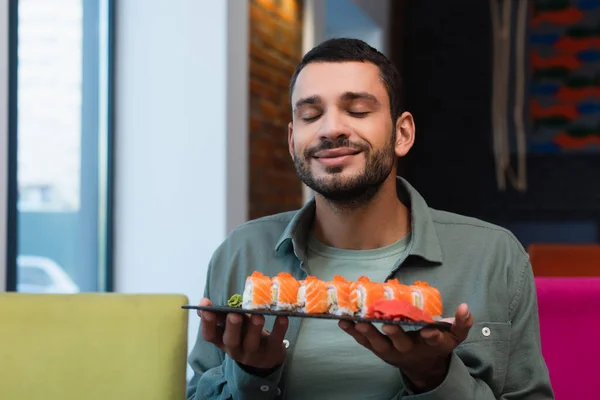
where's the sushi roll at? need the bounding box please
[383,278,413,304]
[242,271,273,310]
[349,276,369,314]
[236,272,445,320]
[410,280,443,317]
[271,272,300,311]
[351,276,387,317]
[297,276,329,314]
[326,275,357,316]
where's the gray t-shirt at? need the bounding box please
[286,232,412,399]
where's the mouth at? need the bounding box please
[312,147,362,167]
[313,147,361,159]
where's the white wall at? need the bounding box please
[0,0,8,292]
[113,0,248,378]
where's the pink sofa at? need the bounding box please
[535,277,600,399]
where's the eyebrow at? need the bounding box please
[294,91,381,111]
[340,91,380,104]
[294,95,321,110]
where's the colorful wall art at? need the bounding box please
[530,0,600,153]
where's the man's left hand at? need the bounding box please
[339,303,473,393]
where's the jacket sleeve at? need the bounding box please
[395,257,554,399]
[185,257,285,400]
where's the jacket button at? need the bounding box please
[283,339,290,348]
[276,387,282,396]
[482,327,491,337]
[260,385,269,392]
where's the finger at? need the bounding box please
[354,323,392,354]
[381,324,414,353]
[199,299,223,347]
[339,321,372,349]
[420,328,445,346]
[223,313,244,359]
[197,297,212,318]
[215,313,228,332]
[239,314,252,338]
[200,312,223,348]
[267,316,289,351]
[242,314,265,354]
[338,320,353,331]
[452,303,473,342]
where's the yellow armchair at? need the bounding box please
[0,293,189,400]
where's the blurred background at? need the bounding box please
[1,0,599,379]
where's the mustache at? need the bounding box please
[304,138,369,158]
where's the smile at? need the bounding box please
[313,148,361,158]
[313,148,361,167]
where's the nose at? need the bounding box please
[318,109,348,140]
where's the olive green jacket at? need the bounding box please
[186,177,554,399]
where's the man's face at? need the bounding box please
[288,61,398,204]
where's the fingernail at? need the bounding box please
[228,314,240,324]
[463,311,471,322]
[420,329,435,339]
[356,324,368,333]
[382,325,398,335]
[203,312,213,322]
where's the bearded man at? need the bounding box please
[186,38,554,400]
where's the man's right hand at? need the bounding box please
[198,298,289,372]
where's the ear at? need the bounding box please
[288,121,295,160]
[394,112,415,158]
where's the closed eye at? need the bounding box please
[348,111,370,118]
[302,114,321,122]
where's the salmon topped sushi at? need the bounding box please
[242,271,272,310]
[271,272,300,310]
[351,276,386,317]
[410,280,443,317]
[383,278,413,304]
[297,276,329,314]
[350,276,369,314]
[235,271,446,321]
[326,275,357,316]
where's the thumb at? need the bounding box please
[452,303,473,342]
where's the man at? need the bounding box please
[186,38,554,399]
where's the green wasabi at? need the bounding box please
[227,294,242,308]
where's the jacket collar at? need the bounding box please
[275,176,444,265]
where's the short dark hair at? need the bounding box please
[289,38,403,123]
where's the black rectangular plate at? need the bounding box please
[182,305,452,331]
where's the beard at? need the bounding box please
[293,130,397,209]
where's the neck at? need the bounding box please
[311,175,411,250]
